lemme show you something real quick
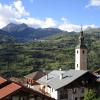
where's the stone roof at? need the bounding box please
[37,70,93,90]
[37,70,65,85]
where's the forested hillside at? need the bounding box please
[0,32,100,77]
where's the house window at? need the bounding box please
[52,88,53,92]
[80,97,84,100]
[77,64,78,67]
[77,50,78,54]
[73,88,76,94]
[83,50,84,54]
[81,88,84,93]
[75,97,78,100]
[60,90,68,99]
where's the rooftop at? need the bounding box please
[48,70,88,90]
[25,71,48,80]
[0,83,21,99]
[0,76,55,100]
[0,77,7,84]
[37,70,65,85]
[38,69,90,90]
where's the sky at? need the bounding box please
[0,0,100,32]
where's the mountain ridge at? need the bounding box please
[1,23,100,42]
[1,23,63,42]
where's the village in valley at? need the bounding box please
[0,29,100,100]
[0,0,100,100]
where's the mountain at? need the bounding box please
[2,23,28,33]
[2,23,63,42]
[0,29,16,43]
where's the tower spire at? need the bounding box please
[75,26,87,70]
[78,26,87,49]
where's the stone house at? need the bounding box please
[37,69,97,100]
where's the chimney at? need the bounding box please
[59,68,62,71]
[46,74,49,80]
[60,73,63,80]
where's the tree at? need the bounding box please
[84,89,96,100]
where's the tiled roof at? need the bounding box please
[0,77,7,84]
[0,76,55,100]
[0,83,21,99]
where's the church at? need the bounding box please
[25,29,100,100]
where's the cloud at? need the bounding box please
[13,0,29,16]
[42,18,57,28]
[86,0,100,8]
[0,1,56,29]
[0,0,29,28]
[58,23,80,32]
[0,0,98,32]
[58,20,97,32]
[15,17,57,28]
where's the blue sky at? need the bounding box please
[0,0,100,31]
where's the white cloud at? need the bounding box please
[13,0,29,16]
[0,0,98,32]
[0,0,29,28]
[83,24,97,29]
[15,18,42,28]
[15,17,57,28]
[58,22,97,32]
[58,23,80,32]
[42,18,57,28]
[0,1,56,29]
[86,0,100,8]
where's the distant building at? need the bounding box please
[24,71,48,88]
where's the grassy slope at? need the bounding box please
[0,32,100,77]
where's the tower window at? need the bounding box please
[83,50,84,54]
[77,50,78,54]
[77,64,78,67]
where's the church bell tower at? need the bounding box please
[75,28,87,70]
